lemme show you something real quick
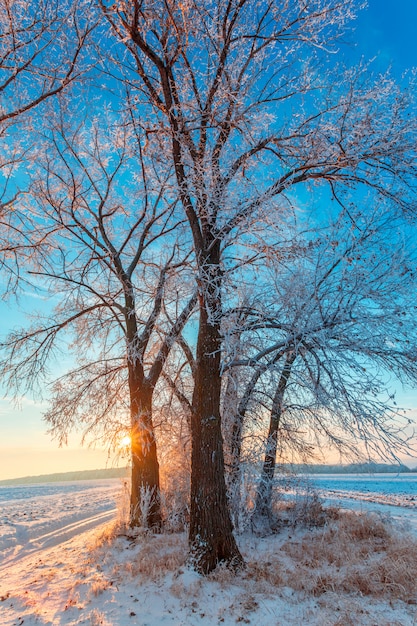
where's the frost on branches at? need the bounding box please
[0,0,416,575]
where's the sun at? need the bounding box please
[120,435,132,448]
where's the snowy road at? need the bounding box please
[0,479,121,568]
[29,509,116,550]
[0,507,116,570]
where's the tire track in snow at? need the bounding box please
[31,508,117,548]
[0,508,116,569]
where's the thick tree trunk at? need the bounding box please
[124,278,195,529]
[189,248,243,573]
[128,368,161,529]
[253,352,295,526]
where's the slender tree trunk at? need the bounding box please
[226,353,285,527]
[226,367,264,526]
[253,352,296,526]
[189,247,243,573]
[128,367,161,529]
[222,364,242,530]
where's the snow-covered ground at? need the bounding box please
[289,472,417,533]
[1,477,417,625]
[0,480,119,567]
[309,473,417,508]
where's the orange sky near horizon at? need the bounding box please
[0,397,126,481]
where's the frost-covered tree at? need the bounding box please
[224,209,417,529]
[0,0,96,124]
[98,0,417,572]
[0,0,416,574]
[0,108,196,528]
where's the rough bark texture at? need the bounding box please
[126,291,197,529]
[128,370,161,529]
[189,248,243,573]
[124,280,162,530]
[226,367,263,524]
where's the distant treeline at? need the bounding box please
[0,462,415,487]
[289,462,415,474]
[0,467,129,486]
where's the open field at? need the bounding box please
[1,477,417,625]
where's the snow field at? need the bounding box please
[0,480,120,566]
[1,479,417,625]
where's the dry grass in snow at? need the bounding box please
[1,507,417,625]
[279,511,417,602]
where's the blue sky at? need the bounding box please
[1,0,417,480]
[355,0,417,72]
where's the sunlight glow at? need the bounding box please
[120,435,132,448]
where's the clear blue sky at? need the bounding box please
[1,0,416,480]
[355,0,417,72]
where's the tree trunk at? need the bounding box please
[222,364,242,530]
[189,248,243,573]
[128,367,161,529]
[226,367,264,528]
[226,350,287,529]
[253,352,295,526]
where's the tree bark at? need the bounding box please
[189,246,243,573]
[124,280,162,530]
[128,367,161,529]
[226,367,263,525]
[222,363,242,530]
[226,350,287,527]
[253,352,296,525]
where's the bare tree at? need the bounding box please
[97,0,417,571]
[222,209,417,529]
[0,0,96,124]
[0,107,196,527]
[1,0,415,573]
